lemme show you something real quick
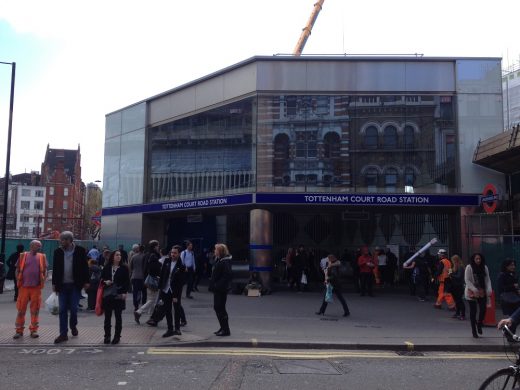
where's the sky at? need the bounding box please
[0,0,519,186]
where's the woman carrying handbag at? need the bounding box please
[315,255,350,317]
[464,253,492,338]
[101,250,130,344]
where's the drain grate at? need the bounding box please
[395,351,424,357]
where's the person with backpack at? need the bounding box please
[86,259,101,310]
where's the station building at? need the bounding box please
[102,56,505,285]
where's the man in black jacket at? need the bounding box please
[52,231,89,344]
[158,245,185,337]
[6,244,24,301]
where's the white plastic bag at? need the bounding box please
[45,292,59,315]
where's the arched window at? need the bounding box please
[274,134,290,159]
[385,168,398,189]
[365,167,379,191]
[383,125,398,149]
[364,126,378,149]
[404,126,415,149]
[323,132,340,158]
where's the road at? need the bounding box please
[0,346,511,390]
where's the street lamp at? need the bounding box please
[0,61,15,266]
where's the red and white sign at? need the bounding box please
[481,184,498,214]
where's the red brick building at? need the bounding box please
[40,145,86,239]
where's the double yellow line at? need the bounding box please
[146,347,505,360]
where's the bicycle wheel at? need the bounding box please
[479,367,519,390]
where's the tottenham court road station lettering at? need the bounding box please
[304,195,430,204]
[162,197,228,210]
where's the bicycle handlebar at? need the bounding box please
[502,325,520,342]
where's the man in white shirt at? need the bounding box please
[181,241,196,299]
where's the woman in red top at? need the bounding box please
[358,246,376,297]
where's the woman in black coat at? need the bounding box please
[209,243,232,336]
[101,250,130,344]
[497,258,520,316]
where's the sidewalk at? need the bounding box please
[0,281,507,352]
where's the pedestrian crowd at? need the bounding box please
[5,231,233,344]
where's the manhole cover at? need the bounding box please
[395,351,424,357]
[275,360,341,375]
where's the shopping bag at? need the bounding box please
[95,283,104,316]
[45,292,59,315]
[301,272,308,285]
[325,283,334,303]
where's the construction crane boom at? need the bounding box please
[293,0,325,56]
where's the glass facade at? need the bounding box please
[147,98,255,202]
[104,102,146,207]
[257,94,457,194]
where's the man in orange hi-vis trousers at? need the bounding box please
[434,249,455,310]
[13,240,47,339]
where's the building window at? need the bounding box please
[49,187,54,196]
[49,199,54,209]
[21,189,31,196]
[21,201,30,210]
[365,168,379,191]
[274,134,290,159]
[307,141,317,158]
[404,167,415,186]
[323,132,340,158]
[19,227,29,236]
[315,96,329,115]
[35,190,44,197]
[64,187,69,196]
[47,213,53,224]
[20,215,29,223]
[446,134,456,161]
[404,126,415,149]
[63,200,68,210]
[285,96,297,116]
[364,126,378,149]
[383,126,398,149]
[34,201,44,210]
[385,168,398,190]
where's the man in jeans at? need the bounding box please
[52,231,89,344]
[181,241,196,299]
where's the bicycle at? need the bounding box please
[479,325,520,389]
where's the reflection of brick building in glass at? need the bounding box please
[41,145,85,239]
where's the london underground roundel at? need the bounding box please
[481,184,498,214]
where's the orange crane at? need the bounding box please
[293,0,325,56]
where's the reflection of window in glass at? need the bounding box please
[296,142,306,158]
[285,96,297,116]
[405,96,419,102]
[404,126,415,149]
[440,97,453,120]
[446,134,456,160]
[295,174,306,183]
[324,132,341,158]
[283,176,291,186]
[323,175,332,183]
[316,97,329,115]
[274,134,290,159]
[385,168,398,188]
[404,167,415,186]
[307,174,317,184]
[364,126,378,149]
[22,189,31,196]
[365,168,378,189]
[21,201,30,209]
[383,126,398,149]
[307,142,317,158]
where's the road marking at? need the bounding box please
[125,370,134,373]
[117,382,127,386]
[18,347,102,355]
[146,348,506,360]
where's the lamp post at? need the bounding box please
[0,61,15,266]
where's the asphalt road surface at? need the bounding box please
[0,346,512,390]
